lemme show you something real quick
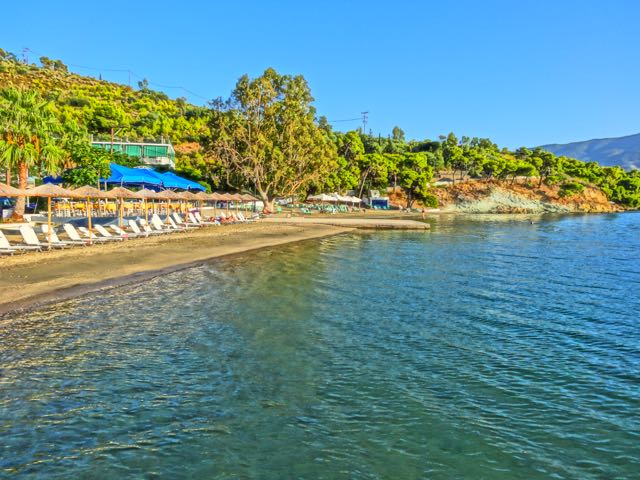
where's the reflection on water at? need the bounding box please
[1,213,639,479]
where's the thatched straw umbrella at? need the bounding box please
[241,193,257,213]
[181,191,198,214]
[26,184,73,247]
[104,186,138,228]
[0,184,26,197]
[71,186,107,243]
[217,193,231,215]
[194,191,210,216]
[156,190,181,217]
[135,188,159,224]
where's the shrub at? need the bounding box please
[559,181,585,198]
[421,192,439,208]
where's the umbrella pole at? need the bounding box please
[119,198,123,228]
[47,197,52,249]
[144,198,148,224]
[87,197,93,245]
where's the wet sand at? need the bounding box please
[0,223,351,316]
[262,216,430,229]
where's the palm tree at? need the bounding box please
[0,88,65,219]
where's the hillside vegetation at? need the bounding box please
[1,49,639,210]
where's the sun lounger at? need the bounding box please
[172,212,199,228]
[77,226,112,243]
[20,225,65,250]
[94,224,124,241]
[190,212,219,226]
[62,224,92,246]
[41,225,86,246]
[0,230,19,255]
[166,216,188,231]
[110,225,134,239]
[139,219,166,235]
[151,214,174,233]
[0,228,41,252]
[128,220,149,237]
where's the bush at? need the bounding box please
[559,181,585,198]
[66,96,91,107]
[420,192,439,208]
[544,174,566,186]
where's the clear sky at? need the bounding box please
[2,0,639,148]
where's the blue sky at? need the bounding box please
[2,0,639,147]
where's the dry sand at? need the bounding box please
[0,222,351,316]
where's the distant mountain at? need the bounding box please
[540,133,640,170]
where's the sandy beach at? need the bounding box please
[0,222,352,316]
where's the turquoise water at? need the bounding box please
[1,213,639,479]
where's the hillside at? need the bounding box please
[540,133,640,170]
[0,57,210,145]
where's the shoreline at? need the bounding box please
[0,223,352,318]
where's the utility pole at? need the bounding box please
[22,47,30,64]
[361,111,369,134]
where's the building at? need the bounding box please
[91,138,176,169]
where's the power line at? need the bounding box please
[25,47,210,101]
[328,117,362,123]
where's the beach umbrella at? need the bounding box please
[104,186,137,227]
[157,190,182,217]
[216,193,231,215]
[27,184,73,248]
[71,186,106,244]
[0,184,27,197]
[229,193,243,213]
[181,191,198,213]
[194,191,210,216]
[241,193,257,213]
[208,192,223,216]
[135,188,159,223]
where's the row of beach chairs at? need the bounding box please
[0,211,256,255]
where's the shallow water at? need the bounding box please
[1,213,639,479]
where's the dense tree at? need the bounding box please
[207,68,337,211]
[397,153,433,208]
[0,88,65,218]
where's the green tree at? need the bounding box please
[207,68,337,211]
[0,88,65,218]
[392,126,405,142]
[397,152,433,208]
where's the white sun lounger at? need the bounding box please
[193,211,220,226]
[190,212,219,226]
[139,219,165,235]
[128,220,148,237]
[0,230,19,255]
[172,212,199,228]
[63,224,92,245]
[151,214,174,233]
[41,225,86,246]
[166,216,187,232]
[110,225,134,238]
[0,228,41,252]
[20,225,65,250]
[77,226,112,243]
[94,224,124,241]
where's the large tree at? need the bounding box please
[207,68,337,211]
[0,88,65,218]
[397,152,433,208]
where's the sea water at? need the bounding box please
[1,213,639,479]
